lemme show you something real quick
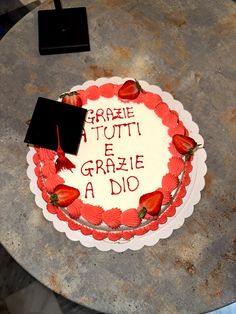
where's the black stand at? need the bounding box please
[38,0,90,55]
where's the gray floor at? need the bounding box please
[0,245,102,314]
[0,2,102,313]
[1,244,236,314]
[0,1,44,38]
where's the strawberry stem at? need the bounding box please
[185,143,204,161]
[59,91,77,99]
[156,156,188,214]
[135,79,144,93]
[138,207,147,218]
[50,193,58,206]
[185,153,190,161]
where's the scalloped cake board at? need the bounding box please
[26,77,207,252]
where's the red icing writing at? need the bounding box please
[116,155,144,171]
[105,143,114,156]
[110,176,139,195]
[91,122,141,140]
[85,182,94,198]
[85,107,135,124]
[80,155,144,177]
[81,127,87,143]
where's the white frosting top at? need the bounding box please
[60,96,171,211]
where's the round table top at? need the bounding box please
[1,0,236,313]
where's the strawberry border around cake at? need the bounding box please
[26,77,207,251]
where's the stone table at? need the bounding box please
[1,0,236,313]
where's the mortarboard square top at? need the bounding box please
[38,7,90,55]
[24,97,87,155]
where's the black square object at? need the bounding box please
[24,97,87,155]
[38,7,90,55]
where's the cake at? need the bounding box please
[28,77,204,244]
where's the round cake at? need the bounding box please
[27,77,206,251]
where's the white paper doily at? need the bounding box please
[26,77,207,252]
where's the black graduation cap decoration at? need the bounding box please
[24,97,87,155]
[38,0,90,55]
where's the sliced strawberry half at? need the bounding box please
[118,79,144,100]
[50,184,80,207]
[173,134,200,160]
[60,91,82,107]
[138,190,163,218]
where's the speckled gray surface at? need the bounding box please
[0,0,236,313]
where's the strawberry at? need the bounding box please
[173,134,200,160]
[50,184,80,207]
[138,190,163,218]
[60,91,82,107]
[118,79,144,100]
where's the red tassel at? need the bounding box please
[55,125,75,173]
